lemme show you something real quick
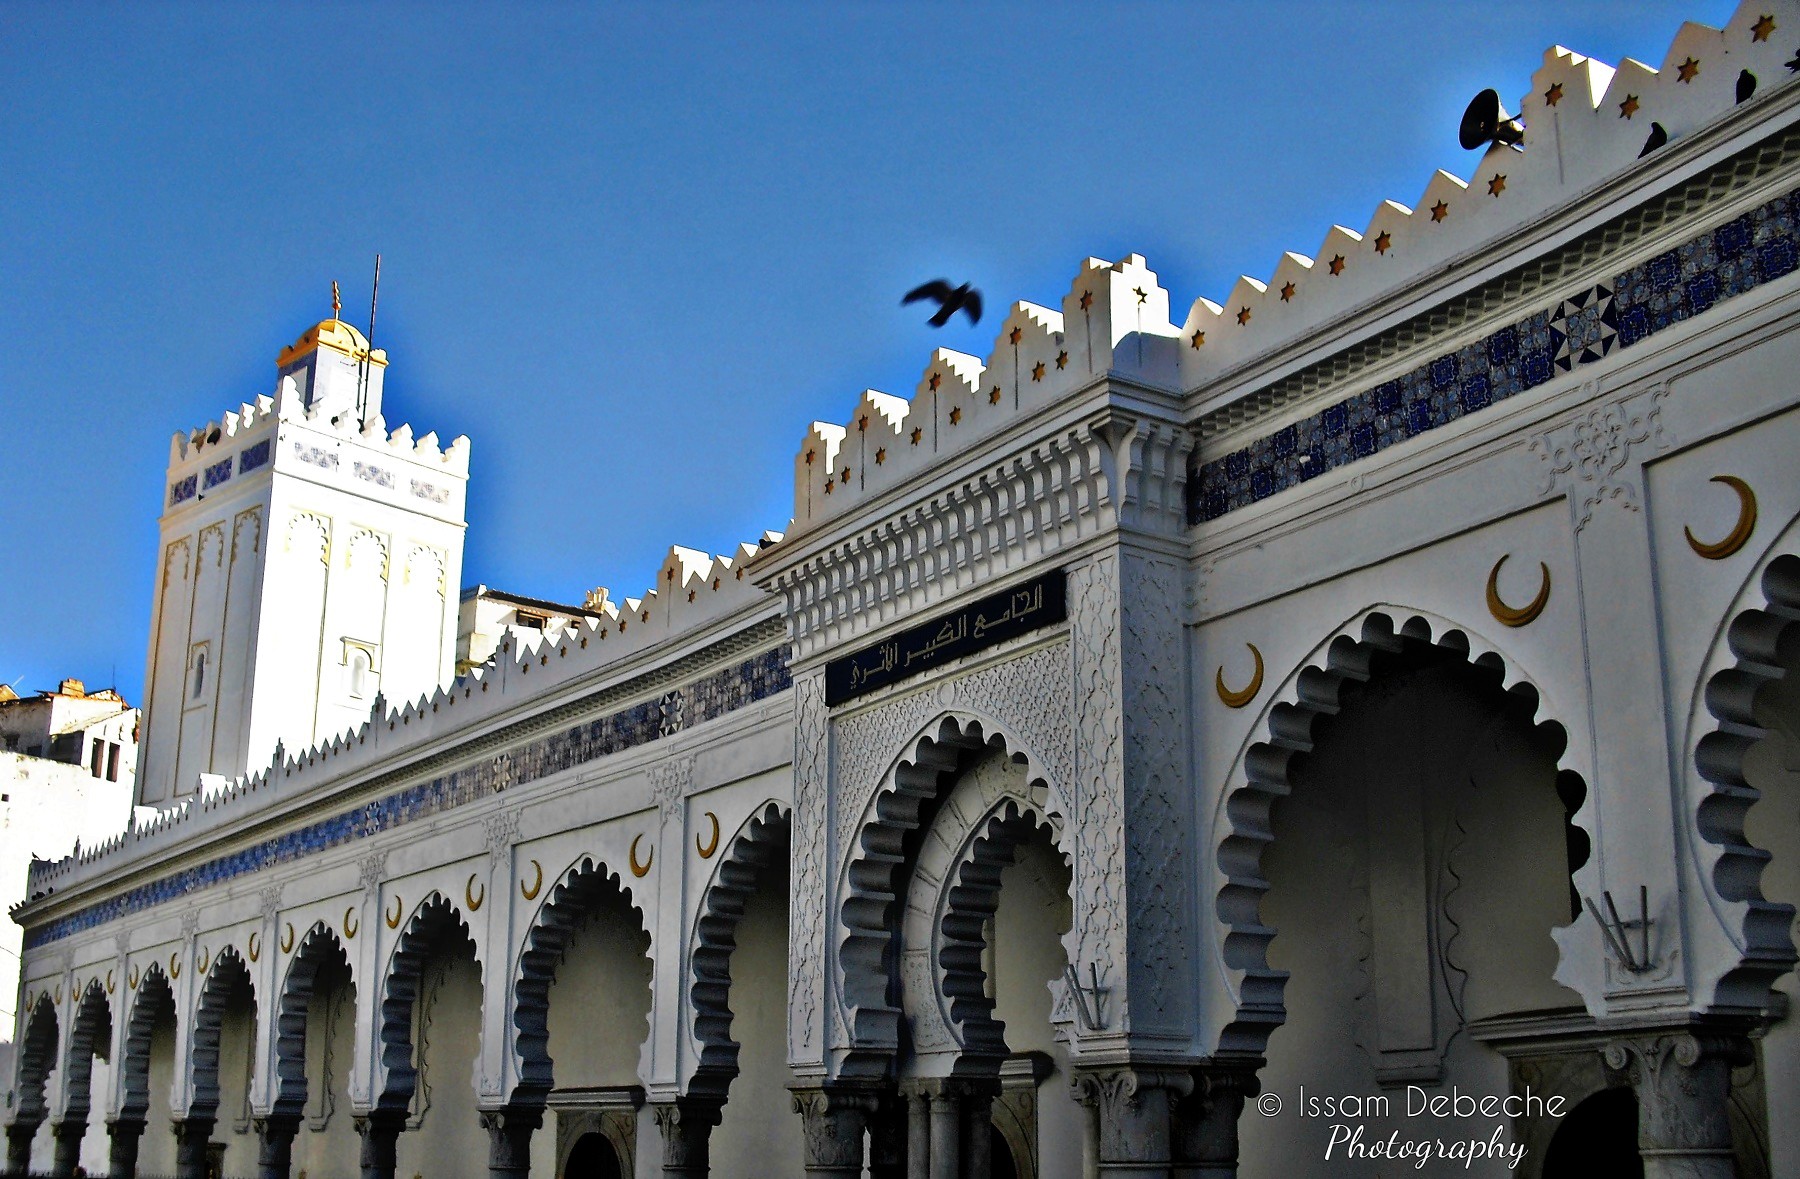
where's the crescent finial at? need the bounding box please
[1685,475,1757,560]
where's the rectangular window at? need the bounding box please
[91,741,103,777]
[515,611,547,630]
[107,743,120,782]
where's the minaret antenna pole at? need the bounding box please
[358,254,381,425]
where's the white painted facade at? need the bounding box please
[8,5,1800,1178]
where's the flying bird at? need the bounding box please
[903,279,982,327]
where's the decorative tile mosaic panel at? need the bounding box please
[353,461,394,489]
[294,442,338,471]
[168,475,197,506]
[23,645,793,949]
[202,458,233,490]
[411,479,449,504]
[238,439,271,474]
[1191,187,1800,524]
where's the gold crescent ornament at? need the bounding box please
[1486,555,1551,628]
[629,833,653,878]
[128,964,140,990]
[198,947,210,975]
[343,908,359,940]
[106,969,116,994]
[1214,643,1265,709]
[1685,475,1757,560]
[521,860,543,901]
[696,812,721,859]
[53,984,61,1005]
[280,923,295,954]
[247,932,261,963]
[385,895,404,930]
[169,953,181,980]
[466,874,485,912]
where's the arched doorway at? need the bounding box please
[1541,1088,1641,1179]
[1236,617,1587,1177]
[561,1129,624,1178]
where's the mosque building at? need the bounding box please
[8,3,1800,1176]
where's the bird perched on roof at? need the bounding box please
[903,279,982,327]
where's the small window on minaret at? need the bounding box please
[191,649,207,699]
[348,648,372,699]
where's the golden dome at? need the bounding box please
[276,318,388,369]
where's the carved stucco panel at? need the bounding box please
[831,639,1075,856]
[788,674,829,1063]
[1119,552,1190,1034]
[1070,557,1127,1016]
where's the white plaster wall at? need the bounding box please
[709,879,801,1179]
[1742,628,1799,1177]
[394,952,485,1179]
[0,754,133,1042]
[292,961,358,1179]
[1243,662,1578,1179]
[990,826,1082,1179]
[216,989,257,1175]
[543,898,653,1090]
[140,1009,178,1177]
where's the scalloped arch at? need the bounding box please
[14,992,60,1125]
[120,962,175,1122]
[188,945,255,1120]
[1211,607,1590,1056]
[271,922,355,1119]
[62,978,112,1122]
[1689,550,1800,1009]
[375,894,479,1113]
[688,801,790,1098]
[837,712,1070,1076]
[510,854,652,1107]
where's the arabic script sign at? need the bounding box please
[824,571,1067,706]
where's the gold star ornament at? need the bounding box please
[1752,14,1775,42]
[928,372,941,392]
[1078,290,1093,310]
[1619,94,1640,119]
[1236,306,1252,326]
[1190,329,1206,349]
[1279,282,1295,302]
[1430,201,1449,223]
[1545,82,1564,106]
[1677,57,1699,83]
[1487,174,1506,197]
[1009,326,1023,345]
[988,386,1001,404]
[948,407,961,425]
[1374,232,1392,254]
[1328,255,1345,276]
[910,427,923,445]
[1031,361,1046,381]
[1055,350,1068,369]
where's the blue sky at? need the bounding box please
[0,0,1736,702]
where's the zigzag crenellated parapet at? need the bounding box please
[1177,4,1799,395]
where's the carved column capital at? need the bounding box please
[790,1085,880,1177]
[1173,1060,1262,1179]
[652,1096,723,1177]
[354,1110,406,1179]
[480,1106,542,1178]
[253,1114,300,1179]
[49,1118,85,1179]
[1071,1064,1195,1174]
[1601,1030,1751,1178]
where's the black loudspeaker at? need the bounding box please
[1459,88,1525,151]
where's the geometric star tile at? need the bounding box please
[1549,283,1618,372]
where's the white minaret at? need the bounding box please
[135,298,471,807]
